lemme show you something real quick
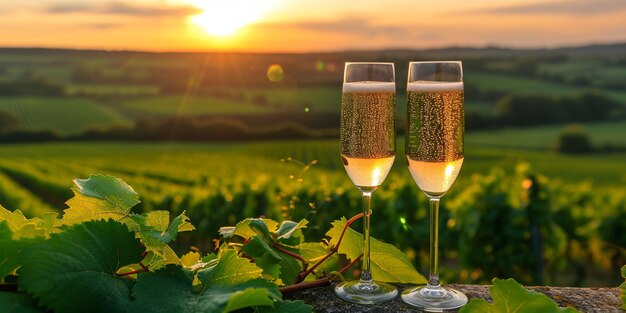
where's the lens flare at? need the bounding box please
[267,64,284,82]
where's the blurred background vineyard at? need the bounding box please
[0,46,625,287]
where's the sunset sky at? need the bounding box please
[1,0,625,52]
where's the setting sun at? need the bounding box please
[189,0,273,37]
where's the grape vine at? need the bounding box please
[0,174,602,312]
[0,175,423,313]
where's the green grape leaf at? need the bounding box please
[61,175,139,225]
[326,217,426,284]
[125,210,194,265]
[168,211,195,234]
[220,218,279,240]
[130,265,280,313]
[127,210,169,231]
[202,253,217,263]
[619,265,626,310]
[460,278,579,313]
[255,256,282,281]
[74,175,140,208]
[256,300,313,313]
[198,250,263,285]
[298,242,340,275]
[248,219,273,241]
[277,250,302,285]
[180,251,201,268]
[0,207,56,281]
[0,206,56,239]
[142,251,166,270]
[221,287,275,312]
[159,244,181,265]
[18,220,144,313]
[0,292,45,313]
[0,222,44,282]
[242,236,281,260]
[277,219,308,239]
[241,236,282,279]
[277,219,308,246]
[141,244,181,270]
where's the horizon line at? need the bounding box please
[1,41,625,55]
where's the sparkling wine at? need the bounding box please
[341,82,396,188]
[406,81,464,196]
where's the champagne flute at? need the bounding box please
[335,62,398,304]
[401,61,468,311]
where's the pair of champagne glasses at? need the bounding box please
[337,61,466,311]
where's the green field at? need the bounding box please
[467,120,626,149]
[1,48,625,133]
[467,71,626,102]
[538,61,626,86]
[0,138,624,286]
[0,97,130,134]
[112,94,278,118]
[467,72,578,96]
[242,87,341,112]
[66,84,160,97]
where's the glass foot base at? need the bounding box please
[334,280,398,305]
[401,284,468,312]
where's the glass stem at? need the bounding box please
[428,197,441,287]
[359,191,373,285]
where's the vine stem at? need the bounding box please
[279,278,331,293]
[281,253,363,294]
[115,269,143,277]
[116,261,150,277]
[297,251,335,281]
[339,253,363,274]
[273,243,309,266]
[297,213,364,281]
[334,213,365,252]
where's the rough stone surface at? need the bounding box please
[284,283,623,313]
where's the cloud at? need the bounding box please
[257,17,410,38]
[45,1,201,17]
[83,22,124,30]
[472,0,626,16]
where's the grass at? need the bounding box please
[467,72,579,96]
[466,120,626,149]
[239,87,341,113]
[468,71,626,103]
[539,62,626,83]
[113,95,278,118]
[66,85,160,96]
[0,97,130,135]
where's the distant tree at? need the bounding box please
[496,92,620,127]
[0,111,19,132]
[0,79,64,96]
[0,130,58,142]
[512,59,539,77]
[555,124,592,154]
[569,91,619,121]
[496,95,561,126]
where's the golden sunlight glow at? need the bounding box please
[444,163,456,182]
[189,0,273,37]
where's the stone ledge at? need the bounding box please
[284,283,623,313]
